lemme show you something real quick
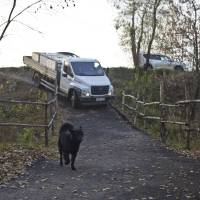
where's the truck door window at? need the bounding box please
[64,64,73,77]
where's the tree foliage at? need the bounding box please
[113,0,163,69]
[112,0,200,71]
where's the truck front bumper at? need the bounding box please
[80,95,115,105]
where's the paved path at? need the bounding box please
[0,105,200,200]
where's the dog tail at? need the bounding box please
[59,122,74,135]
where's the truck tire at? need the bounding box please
[144,64,153,70]
[175,66,183,71]
[33,72,41,87]
[71,90,80,108]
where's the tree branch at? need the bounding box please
[14,20,43,34]
[0,0,42,41]
[11,0,42,22]
[0,0,16,41]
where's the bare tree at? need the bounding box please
[0,0,75,42]
[113,0,148,68]
[144,0,162,70]
[155,0,200,72]
[112,0,164,69]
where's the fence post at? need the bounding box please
[160,80,166,143]
[134,93,139,126]
[143,96,147,130]
[184,83,191,150]
[45,101,48,147]
[49,92,55,136]
[122,91,125,113]
[185,104,191,150]
[50,63,60,136]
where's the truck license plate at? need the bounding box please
[96,97,105,102]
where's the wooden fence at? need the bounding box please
[121,82,200,150]
[0,67,60,147]
[0,96,57,147]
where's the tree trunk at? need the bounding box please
[192,1,199,72]
[145,0,162,70]
[0,0,16,41]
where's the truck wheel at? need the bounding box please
[144,64,153,70]
[71,90,80,108]
[175,66,183,71]
[33,72,41,87]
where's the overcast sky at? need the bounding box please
[0,0,132,68]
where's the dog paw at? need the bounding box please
[65,161,70,165]
[71,167,76,171]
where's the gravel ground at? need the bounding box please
[0,104,200,200]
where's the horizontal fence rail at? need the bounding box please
[0,96,57,146]
[0,66,61,147]
[121,89,200,150]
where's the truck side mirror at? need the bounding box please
[62,72,67,77]
[106,67,109,75]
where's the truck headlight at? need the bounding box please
[108,85,114,96]
[81,89,90,97]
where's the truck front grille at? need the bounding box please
[91,86,109,95]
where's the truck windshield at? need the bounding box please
[71,61,105,76]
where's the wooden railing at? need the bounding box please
[121,88,200,150]
[0,66,60,147]
[0,96,57,147]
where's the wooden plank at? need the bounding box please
[0,99,46,105]
[136,100,144,105]
[48,112,57,128]
[0,122,47,128]
[144,116,160,120]
[122,91,125,112]
[44,102,48,147]
[124,94,137,99]
[161,120,186,125]
[47,97,56,105]
[123,103,136,111]
[177,99,200,104]
[136,111,145,117]
[160,78,167,143]
[161,103,180,107]
[144,102,160,106]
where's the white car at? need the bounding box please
[139,53,187,71]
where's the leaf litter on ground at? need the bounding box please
[0,144,57,185]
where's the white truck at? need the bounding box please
[23,52,114,108]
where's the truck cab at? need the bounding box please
[60,57,114,108]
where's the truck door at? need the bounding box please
[60,63,73,94]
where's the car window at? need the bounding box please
[144,54,161,60]
[160,55,171,61]
[64,64,73,77]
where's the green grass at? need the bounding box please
[109,67,200,150]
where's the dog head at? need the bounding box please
[70,126,84,142]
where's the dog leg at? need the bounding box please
[71,153,77,170]
[64,153,70,165]
[58,144,63,166]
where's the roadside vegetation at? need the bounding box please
[0,67,60,183]
[109,67,200,154]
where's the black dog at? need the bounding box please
[58,122,83,170]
